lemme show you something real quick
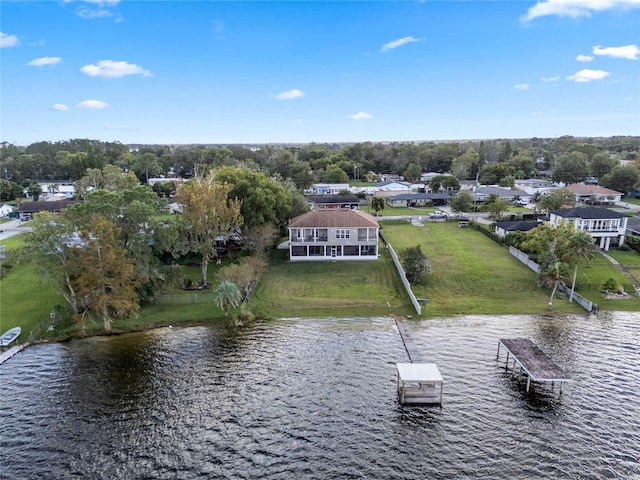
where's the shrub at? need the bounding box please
[399,245,431,284]
[600,278,622,293]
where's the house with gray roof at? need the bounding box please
[549,207,628,251]
[288,209,379,261]
[385,193,451,207]
[494,220,540,238]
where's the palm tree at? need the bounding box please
[213,281,242,317]
[538,258,571,311]
[563,231,597,303]
[371,196,385,217]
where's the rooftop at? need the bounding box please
[289,208,379,228]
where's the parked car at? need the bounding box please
[429,211,448,219]
[514,199,529,206]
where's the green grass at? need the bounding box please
[249,248,414,318]
[607,250,640,280]
[2,221,638,342]
[0,263,62,342]
[379,221,638,316]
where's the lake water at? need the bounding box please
[1,313,639,479]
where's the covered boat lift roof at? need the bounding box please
[497,338,571,393]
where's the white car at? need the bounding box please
[429,211,448,219]
[514,199,529,206]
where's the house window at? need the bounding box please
[336,229,350,239]
[343,245,359,256]
[309,245,324,256]
[291,246,307,256]
[358,228,368,241]
[361,245,377,256]
[317,229,328,241]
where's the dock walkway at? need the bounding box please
[497,338,570,393]
[394,316,443,405]
[0,343,30,365]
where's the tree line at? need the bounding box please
[2,136,639,203]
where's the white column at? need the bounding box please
[604,237,611,251]
[599,237,606,250]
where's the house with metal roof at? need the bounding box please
[288,209,379,261]
[549,207,628,251]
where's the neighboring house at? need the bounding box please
[566,184,623,205]
[307,195,360,210]
[375,180,411,191]
[306,183,350,195]
[515,179,555,189]
[0,204,13,217]
[18,200,75,220]
[288,208,379,261]
[625,216,640,236]
[472,186,530,203]
[549,207,628,251]
[36,182,75,200]
[494,220,539,239]
[385,193,451,207]
[379,174,404,183]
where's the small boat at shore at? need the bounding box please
[0,327,21,347]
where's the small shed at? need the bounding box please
[396,363,443,405]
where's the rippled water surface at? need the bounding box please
[1,313,639,479]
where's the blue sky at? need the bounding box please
[1,0,639,145]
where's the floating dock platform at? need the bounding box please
[497,338,571,393]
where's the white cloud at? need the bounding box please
[593,44,640,60]
[78,99,109,109]
[0,32,19,48]
[381,36,422,53]
[80,60,151,78]
[576,54,594,62]
[522,0,640,21]
[567,69,611,82]
[52,103,70,111]
[28,56,62,67]
[349,112,372,120]
[273,89,305,100]
[514,83,530,90]
[541,76,561,82]
[77,7,113,19]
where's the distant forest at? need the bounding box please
[1,136,639,197]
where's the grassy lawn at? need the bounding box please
[249,248,414,318]
[607,250,640,280]
[2,220,638,342]
[0,263,62,342]
[379,221,639,316]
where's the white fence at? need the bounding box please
[509,246,596,312]
[380,233,422,315]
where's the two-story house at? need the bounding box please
[288,209,379,261]
[549,207,628,251]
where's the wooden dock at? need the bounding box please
[497,338,570,393]
[394,316,443,405]
[394,316,423,363]
[0,343,29,365]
